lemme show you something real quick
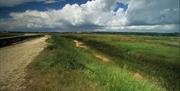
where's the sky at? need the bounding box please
[0,0,179,33]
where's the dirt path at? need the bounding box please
[73,40,88,49]
[73,40,109,62]
[0,36,48,91]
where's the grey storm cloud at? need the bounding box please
[126,0,180,25]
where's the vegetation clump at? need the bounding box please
[26,34,180,91]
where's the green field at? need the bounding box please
[25,34,180,91]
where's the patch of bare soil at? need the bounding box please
[132,72,143,80]
[73,40,109,62]
[73,40,88,49]
[0,36,48,91]
[95,54,109,62]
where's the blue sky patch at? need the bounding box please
[0,0,89,18]
[113,2,128,12]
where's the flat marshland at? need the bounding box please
[25,34,180,91]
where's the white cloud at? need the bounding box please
[0,0,179,32]
[44,0,59,4]
[95,24,179,33]
[0,0,127,31]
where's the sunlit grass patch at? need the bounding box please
[26,34,179,91]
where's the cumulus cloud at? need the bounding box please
[87,24,179,33]
[0,0,127,31]
[0,0,179,32]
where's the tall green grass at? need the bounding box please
[62,34,180,91]
[26,34,166,91]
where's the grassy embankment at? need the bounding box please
[26,34,180,91]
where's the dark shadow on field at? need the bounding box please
[62,35,180,91]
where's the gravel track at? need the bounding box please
[0,36,48,91]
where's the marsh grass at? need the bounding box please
[25,34,179,91]
[62,34,180,91]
